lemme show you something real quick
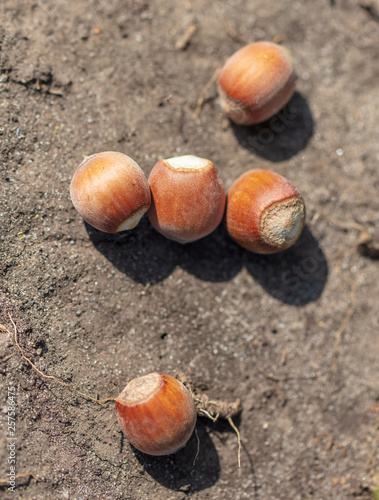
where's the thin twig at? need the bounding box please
[325,213,379,259]
[175,24,197,50]
[0,353,14,363]
[107,419,118,432]
[0,313,115,405]
[326,214,368,233]
[258,370,291,382]
[332,278,357,374]
[193,65,222,118]
[223,21,246,44]
[0,472,42,485]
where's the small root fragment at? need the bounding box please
[227,417,242,468]
[0,313,115,406]
[193,427,200,466]
[176,372,242,467]
[176,372,242,420]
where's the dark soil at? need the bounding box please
[1,0,379,499]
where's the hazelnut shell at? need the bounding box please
[115,373,197,456]
[218,41,296,125]
[147,155,226,243]
[226,169,305,254]
[70,151,151,233]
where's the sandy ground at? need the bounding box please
[1,0,379,498]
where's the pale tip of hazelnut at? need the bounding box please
[218,86,253,126]
[117,373,162,406]
[260,196,305,249]
[116,205,150,231]
[164,155,211,171]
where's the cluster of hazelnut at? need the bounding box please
[70,42,305,455]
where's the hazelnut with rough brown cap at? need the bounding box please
[226,169,305,254]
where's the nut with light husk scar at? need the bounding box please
[70,151,151,233]
[115,372,243,460]
[147,155,226,243]
[218,41,296,125]
[115,373,197,456]
[226,169,305,254]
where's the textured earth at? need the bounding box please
[1,0,379,499]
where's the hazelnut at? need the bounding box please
[115,373,197,456]
[226,169,305,254]
[218,41,296,125]
[147,155,226,243]
[70,151,151,233]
